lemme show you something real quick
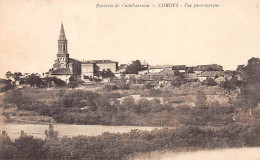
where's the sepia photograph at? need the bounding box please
[0,0,260,160]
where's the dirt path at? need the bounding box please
[133,147,260,160]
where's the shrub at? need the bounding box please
[0,79,14,93]
[202,77,218,86]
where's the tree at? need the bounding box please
[68,75,83,88]
[12,72,23,81]
[0,79,14,92]
[101,69,115,78]
[242,57,260,83]
[26,74,43,87]
[45,77,66,87]
[126,60,146,74]
[236,57,260,108]
[237,83,260,109]
[5,71,13,80]
[202,77,217,86]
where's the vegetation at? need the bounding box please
[1,123,259,160]
[26,74,44,87]
[126,60,147,74]
[202,77,218,86]
[101,69,115,78]
[0,86,249,127]
[45,77,67,87]
[0,79,14,93]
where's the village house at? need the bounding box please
[148,65,173,73]
[81,60,118,80]
[173,65,186,73]
[115,64,127,79]
[197,71,225,82]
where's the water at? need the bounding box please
[0,124,158,140]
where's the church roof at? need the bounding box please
[59,23,66,40]
[82,61,93,64]
[83,60,117,64]
[50,68,72,75]
[69,58,82,63]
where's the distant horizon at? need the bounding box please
[1,0,260,78]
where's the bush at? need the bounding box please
[202,77,218,86]
[0,79,14,93]
[0,135,47,160]
[45,77,67,87]
[103,84,119,91]
[68,81,78,88]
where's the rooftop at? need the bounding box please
[198,71,225,77]
[149,65,173,69]
[83,60,117,64]
[50,68,72,75]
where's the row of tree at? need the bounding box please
[1,122,259,159]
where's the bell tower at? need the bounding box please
[57,23,69,68]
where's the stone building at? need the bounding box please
[81,60,118,79]
[50,24,81,83]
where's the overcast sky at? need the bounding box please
[0,0,260,78]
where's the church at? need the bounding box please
[49,23,118,83]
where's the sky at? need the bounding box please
[0,0,260,78]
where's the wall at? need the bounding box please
[81,63,94,78]
[149,68,164,73]
[69,59,81,77]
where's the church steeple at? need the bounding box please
[56,23,69,69]
[59,23,66,40]
[58,23,68,54]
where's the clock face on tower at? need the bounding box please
[60,63,65,68]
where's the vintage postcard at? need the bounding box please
[0,0,260,160]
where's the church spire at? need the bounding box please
[59,23,66,40]
[57,23,69,57]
